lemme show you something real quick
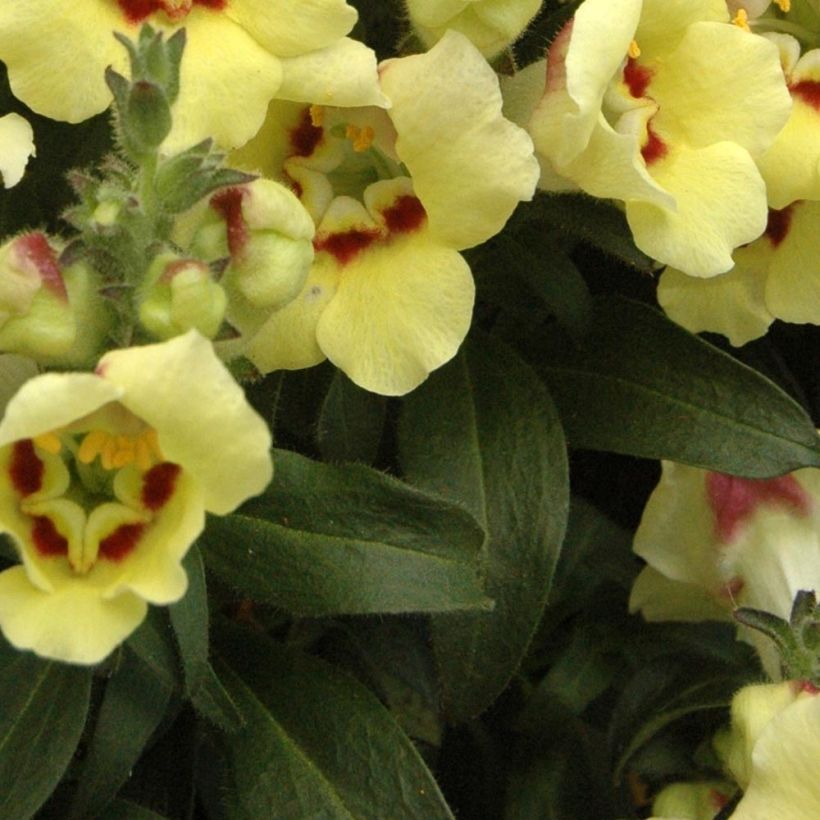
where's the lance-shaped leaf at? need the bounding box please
[212,627,455,819]
[200,450,489,616]
[535,296,820,476]
[399,332,569,721]
[0,638,92,819]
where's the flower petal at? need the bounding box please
[626,142,768,275]
[0,113,35,188]
[316,230,474,396]
[0,565,146,665]
[379,29,538,250]
[98,331,272,515]
[657,250,774,346]
[276,38,389,109]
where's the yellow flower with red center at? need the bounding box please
[0,113,35,188]
[0,0,382,152]
[526,0,792,276]
[231,31,539,396]
[0,331,272,664]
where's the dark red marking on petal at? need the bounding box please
[798,680,820,695]
[765,205,795,248]
[641,122,668,165]
[99,523,146,562]
[14,233,67,300]
[383,196,426,235]
[160,258,208,284]
[790,80,820,111]
[10,440,44,497]
[117,0,224,24]
[624,58,653,99]
[314,229,380,266]
[289,108,324,158]
[706,472,812,543]
[31,515,68,557]
[142,462,181,511]
[211,187,249,257]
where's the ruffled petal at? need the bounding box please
[164,11,283,151]
[316,229,474,395]
[0,565,146,665]
[380,29,538,250]
[0,0,126,122]
[626,142,768,275]
[98,331,272,515]
[276,38,389,109]
[0,373,121,448]
[763,200,820,324]
[223,0,357,58]
[733,694,820,819]
[657,249,774,346]
[648,22,792,158]
[0,113,35,188]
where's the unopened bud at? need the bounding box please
[139,253,227,340]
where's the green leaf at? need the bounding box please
[200,449,489,616]
[399,332,569,720]
[126,607,181,693]
[534,296,820,476]
[99,798,171,820]
[212,626,455,819]
[0,638,92,819]
[71,649,173,819]
[169,546,243,731]
[316,369,386,464]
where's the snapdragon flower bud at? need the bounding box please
[0,233,107,365]
[138,253,227,341]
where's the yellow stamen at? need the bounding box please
[628,40,641,59]
[78,428,162,471]
[775,0,791,11]
[309,105,325,127]
[78,429,108,464]
[345,124,375,153]
[732,9,751,31]
[33,432,62,455]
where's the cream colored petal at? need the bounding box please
[0,565,146,665]
[163,12,283,152]
[657,253,774,346]
[98,332,272,516]
[0,0,126,122]
[104,468,205,604]
[380,30,538,250]
[629,566,731,622]
[529,0,641,167]
[733,694,820,819]
[0,113,35,188]
[626,142,768,276]
[316,231,474,396]
[231,100,305,179]
[554,114,674,209]
[632,462,725,590]
[764,201,820,324]
[634,0,728,60]
[224,0,357,58]
[276,38,388,109]
[649,22,792,158]
[0,373,121,447]
[245,257,338,373]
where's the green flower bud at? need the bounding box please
[0,233,108,366]
[138,253,227,341]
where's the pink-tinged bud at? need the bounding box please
[207,179,315,311]
[138,253,227,340]
[0,233,78,360]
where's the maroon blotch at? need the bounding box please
[142,462,181,511]
[10,440,44,497]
